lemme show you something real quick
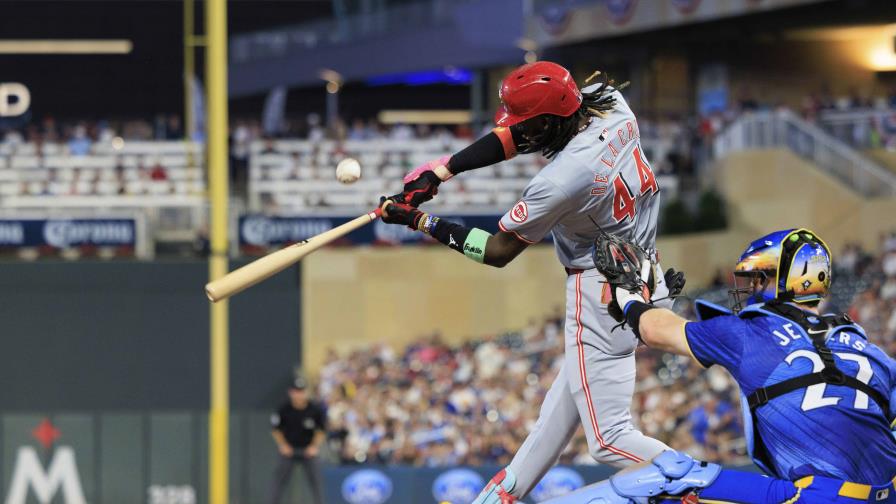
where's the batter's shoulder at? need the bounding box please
[538,150,600,193]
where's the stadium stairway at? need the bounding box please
[865,149,896,175]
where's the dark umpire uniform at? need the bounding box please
[269,378,326,504]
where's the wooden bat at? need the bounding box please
[205,208,382,302]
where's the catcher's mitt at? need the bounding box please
[592,233,654,322]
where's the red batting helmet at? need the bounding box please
[494,61,582,127]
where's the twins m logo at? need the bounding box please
[4,418,87,504]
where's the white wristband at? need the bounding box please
[615,287,647,313]
[433,164,454,181]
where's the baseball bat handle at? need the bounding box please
[205,208,382,302]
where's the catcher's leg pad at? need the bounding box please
[543,451,721,504]
[612,450,721,497]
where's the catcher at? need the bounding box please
[549,228,896,503]
[379,61,683,502]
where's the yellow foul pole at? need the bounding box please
[206,0,229,502]
[183,0,194,141]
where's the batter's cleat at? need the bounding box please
[472,468,518,504]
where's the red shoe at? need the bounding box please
[472,468,518,504]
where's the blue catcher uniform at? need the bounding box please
[545,229,896,503]
[684,300,896,503]
[545,303,896,504]
[688,301,896,484]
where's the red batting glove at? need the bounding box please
[389,155,452,207]
[380,197,426,231]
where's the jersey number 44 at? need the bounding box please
[593,146,659,223]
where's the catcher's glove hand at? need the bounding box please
[664,268,686,297]
[592,233,654,323]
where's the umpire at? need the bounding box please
[268,377,326,504]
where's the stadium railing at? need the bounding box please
[817,108,896,150]
[713,109,896,197]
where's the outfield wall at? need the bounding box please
[0,409,755,504]
[0,261,302,411]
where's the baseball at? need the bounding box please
[336,157,361,184]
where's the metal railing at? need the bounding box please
[714,109,896,197]
[817,108,896,150]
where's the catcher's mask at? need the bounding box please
[730,228,832,312]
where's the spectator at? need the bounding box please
[307,113,325,142]
[347,118,370,141]
[149,162,168,181]
[67,124,91,155]
[165,115,183,140]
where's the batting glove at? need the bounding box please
[388,156,452,207]
[379,197,426,231]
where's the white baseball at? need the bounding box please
[336,158,361,184]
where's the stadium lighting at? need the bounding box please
[0,39,133,54]
[787,24,896,72]
[870,47,896,71]
[517,38,539,63]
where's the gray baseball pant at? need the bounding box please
[506,269,671,497]
[268,454,323,504]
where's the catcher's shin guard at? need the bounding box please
[543,451,721,504]
[472,468,518,504]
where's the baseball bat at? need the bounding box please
[205,208,382,302]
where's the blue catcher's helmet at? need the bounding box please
[730,228,832,311]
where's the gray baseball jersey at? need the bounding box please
[498,87,661,270]
[477,88,671,503]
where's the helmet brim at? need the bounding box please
[493,105,529,127]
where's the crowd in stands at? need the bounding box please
[316,306,745,468]
[843,232,896,356]
[1,110,698,179]
[1,115,185,146]
[15,84,896,208]
[687,86,896,153]
[799,89,896,150]
[4,82,896,172]
[314,237,896,469]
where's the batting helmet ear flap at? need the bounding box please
[512,115,556,154]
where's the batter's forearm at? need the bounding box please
[409,213,527,267]
[445,127,522,177]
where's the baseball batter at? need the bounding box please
[379,61,682,503]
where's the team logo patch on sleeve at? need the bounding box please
[510,201,529,223]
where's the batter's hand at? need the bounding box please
[389,156,452,207]
[664,268,686,297]
[379,197,426,230]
